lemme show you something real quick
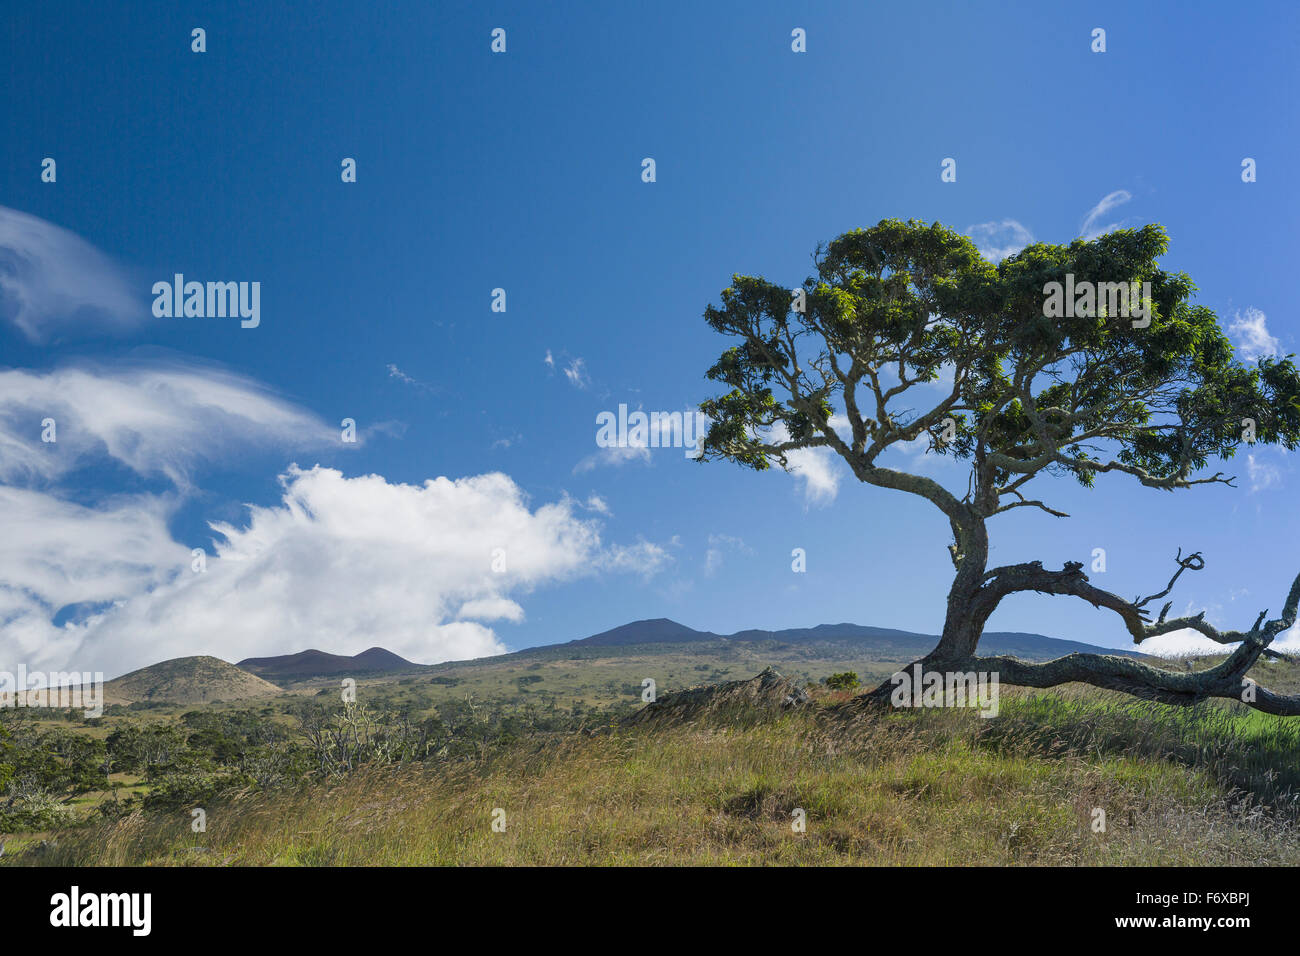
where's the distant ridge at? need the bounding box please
[237,646,417,682]
[566,617,1140,659]
[225,618,1138,686]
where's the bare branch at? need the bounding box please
[1133,548,1204,612]
[990,490,1070,518]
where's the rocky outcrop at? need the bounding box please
[624,666,810,728]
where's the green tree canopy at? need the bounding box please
[699,219,1300,713]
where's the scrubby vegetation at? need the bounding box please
[5,660,1300,866]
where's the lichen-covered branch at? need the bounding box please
[863,560,1300,715]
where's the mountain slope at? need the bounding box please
[107,656,283,705]
[573,618,720,646]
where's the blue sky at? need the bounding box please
[1,1,1297,676]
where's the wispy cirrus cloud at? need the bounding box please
[563,357,590,389]
[386,363,439,394]
[0,360,341,489]
[544,349,591,389]
[574,411,846,503]
[387,363,417,385]
[966,219,1034,261]
[704,533,751,576]
[0,206,144,343]
[1080,189,1134,239]
[967,190,1137,262]
[1247,453,1282,493]
[574,442,652,473]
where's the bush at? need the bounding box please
[825,672,861,691]
[0,789,77,832]
[142,771,249,811]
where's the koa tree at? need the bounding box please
[699,219,1300,713]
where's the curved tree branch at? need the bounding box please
[864,561,1300,715]
[863,636,1298,715]
[978,552,1299,650]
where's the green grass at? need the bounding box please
[974,684,1300,811]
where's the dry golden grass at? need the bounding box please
[18,686,1300,867]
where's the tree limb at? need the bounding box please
[862,635,1300,715]
[864,561,1300,715]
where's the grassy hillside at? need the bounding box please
[10,667,1300,866]
[6,645,1300,866]
[107,656,284,705]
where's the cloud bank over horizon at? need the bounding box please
[0,361,669,677]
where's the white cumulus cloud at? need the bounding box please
[1229,307,1280,361]
[13,465,652,675]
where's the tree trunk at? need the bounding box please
[929,513,989,661]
